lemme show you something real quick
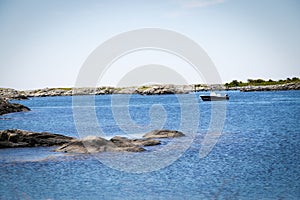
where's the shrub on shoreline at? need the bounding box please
[225,77,300,88]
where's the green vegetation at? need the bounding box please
[46,87,72,91]
[113,87,122,91]
[225,77,300,87]
[138,86,151,91]
[55,88,72,91]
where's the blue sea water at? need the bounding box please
[0,91,299,199]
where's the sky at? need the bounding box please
[0,0,299,90]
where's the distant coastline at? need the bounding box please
[0,78,299,100]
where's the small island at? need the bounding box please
[224,77,300,92]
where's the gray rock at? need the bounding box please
[56,136,147,153]
[0,129,74,148]
[55,136,117,153]
[116,87,138,94]
[143,129,185,138]
[0,98,30,115]
[0,88,28,100]
[0,129,183,154]
[110,136,161,147]
[136,84,188,95]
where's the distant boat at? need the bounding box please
[200,92,229,101]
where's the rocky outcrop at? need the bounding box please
[143,129,185,139]
[55,136,120,153]
[136,84,188,95]
[110,136,161,147]
[0,129,74,148]
[0,88,28,100]
[25,88,73,97]
[0,98,30,115]
[55,136,160,153]
[0,129,183,153]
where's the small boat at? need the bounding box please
[200,92,229,101]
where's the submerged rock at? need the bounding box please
[0,98,30,115]
[0,129,183,154]
[143,129,185,139]
[110,136,161,147]
[57,130,181,153]
[55,136,149,153]
[55,136,118,153]
[0,129,74,148]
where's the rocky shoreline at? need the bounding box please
[1,82,300,100]
[0,98,30,115]
[0,129,184,153]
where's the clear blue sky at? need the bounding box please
[0,0,299,90]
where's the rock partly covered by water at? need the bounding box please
[143,129,185,139]
[56,136,120,153]
[0,129,183,153]
[55,135,161,153]
[55,130,180,153]
[110,136,161,147]
[0,98,30,115]
[0,129,74,148]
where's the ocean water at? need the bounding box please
[0,91,299,199]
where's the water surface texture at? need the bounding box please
[0,91,299,199]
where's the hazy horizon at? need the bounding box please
[2,76,299,91]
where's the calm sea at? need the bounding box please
[0,91,299,199]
